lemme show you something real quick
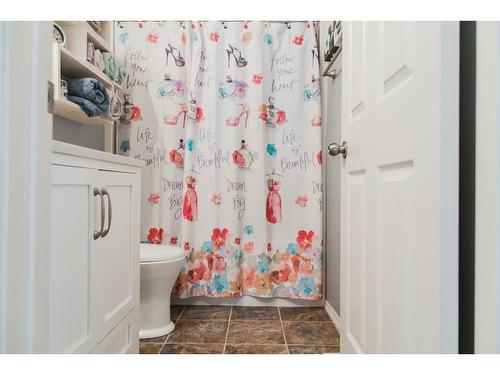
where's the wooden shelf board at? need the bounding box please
[86,23,111,53]
[59,46,114,89]
[54,98,114,126]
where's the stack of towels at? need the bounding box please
[67,78,109,117]
[87,42,127,85]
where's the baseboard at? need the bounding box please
[324,300,341,334]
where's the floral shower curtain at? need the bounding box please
[115,21,323,300]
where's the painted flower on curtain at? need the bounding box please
[116,21,323,301]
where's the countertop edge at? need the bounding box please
[52,140,145,168]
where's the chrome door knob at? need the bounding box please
[328,141,348,158]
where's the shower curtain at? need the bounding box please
[115,21,323,300]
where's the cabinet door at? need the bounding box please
[50,165,100,353]
[93,170,140,341]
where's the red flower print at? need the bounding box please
[207,253,227,273]
[211,228,229,250]
[232,150,246,168]
[243,21,249,29]
[138,22,144,28]
[147,227,164,244]
[131,106,141,121]
[148,193,160,204]
[188,262,207,283]
[170,236,178,245]
[211,192,222,205]
[147,33,159,43]
[271,264,292,284]
[317,150,322,165]
[252,74,263,84]
[184,241,190,251]
[181,32,187,45]
[293,35,304,46]
[235,237,241,245]
[169,148,184,168]
[295,195,308,207]
[296,230,314,250]
[195,107,204,121]
[276,110,286,125]
[210,32,220,42]
[292,254,314,275]
[267,243,273,252]
[191,22,197,29]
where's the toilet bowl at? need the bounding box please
[139,243,185,339]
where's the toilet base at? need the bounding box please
[139,321,175,340]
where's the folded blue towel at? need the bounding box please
[67,78,109,117]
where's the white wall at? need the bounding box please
[319,22,342,315]
[53,115,105,151]
[475,21,500,354]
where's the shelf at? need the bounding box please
[54,98,114,126]
[59,46,114,89]
[86,22,111,53]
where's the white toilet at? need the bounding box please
[139,243,185,339]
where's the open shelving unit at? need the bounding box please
[52,21,123,153]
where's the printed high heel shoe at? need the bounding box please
[227,44,248,68]
[226,104,250,128]
[164,103,187,127]
[165,43,185,67]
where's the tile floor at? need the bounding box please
[140,305,340,354]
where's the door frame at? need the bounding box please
[0,21,53,353]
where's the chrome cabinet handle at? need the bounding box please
[101,187,112,238]
[93,187,104,240]
[328,141,348,158]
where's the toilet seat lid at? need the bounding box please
[140,243,185,263]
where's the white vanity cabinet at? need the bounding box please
[49,141,143,353]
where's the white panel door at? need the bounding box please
[93,170,140,341]
[339,22,459,353]
[50,165,100,353]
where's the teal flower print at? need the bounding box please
[187,139,195,151]
[201,241,214,253]
[266,143,277,156]
[211,274,229,293]
[257,256,271,273]
[120,140,130,153]
[119,32,128,44]
[263,33,273,45]
[243,225,254,235]
[287,243,298,255]
[190,33,199,43]
[297,276,318,297]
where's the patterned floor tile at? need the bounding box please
[226,320,285,345]
[225,344,288,354]
[283,321,340,346]
[231,306,280,321]
[139,342,162,354]
[179,305,231,320]
[167,320,228,343]
[288,345,340,354]
[279,307,332,321]
[160,343,224,354]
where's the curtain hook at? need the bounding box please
[222,21,228,29]
[285,21,291,29]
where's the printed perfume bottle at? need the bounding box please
[158,73,185,98]
[259,96,286,127]
[232,140,254,169]
[303,74,320,101]
[183,175,198,222]
[266,179,282,224]
[218,75,248,99]
[187,91,204,123]
[169,139,185,168]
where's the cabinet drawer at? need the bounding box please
[90,308,139,354]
